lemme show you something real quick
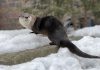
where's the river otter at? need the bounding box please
[19,13,100,58]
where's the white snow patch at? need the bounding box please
[69,25,100,37]
[0,29,50,54]
[0,28,99,70]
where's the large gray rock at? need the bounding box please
[0,45,58,65]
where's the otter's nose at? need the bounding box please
[25,17,28,19]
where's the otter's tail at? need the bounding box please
[60,40,100,58]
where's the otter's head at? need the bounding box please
[19,13,37,29]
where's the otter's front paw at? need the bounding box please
[30,32,38,34]
[49,42,56,45]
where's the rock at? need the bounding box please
[0,45,58,65]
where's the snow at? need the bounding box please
[0,29,50,54]
[0,26,100,70]
[69,25,100,37]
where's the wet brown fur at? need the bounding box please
[30,16,100,58]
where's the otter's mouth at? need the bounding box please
[25,19,28,21]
